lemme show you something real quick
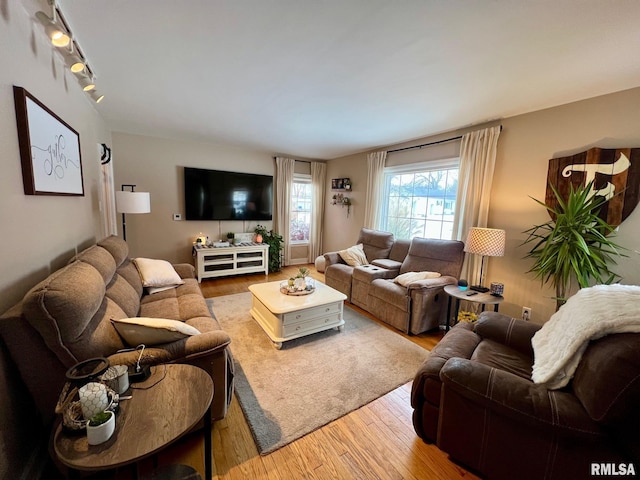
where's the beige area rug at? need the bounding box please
[208,292,430,455]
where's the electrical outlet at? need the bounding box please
[522,306,532,321]
[173,213,182,221]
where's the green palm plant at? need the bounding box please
[522,181,625,311]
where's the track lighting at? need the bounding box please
[35,0,104,102]
[35,10,70,47]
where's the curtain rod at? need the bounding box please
[387,125,502,154]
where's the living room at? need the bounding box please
[2,1,640,479]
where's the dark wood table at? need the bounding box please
[54,364,213,479]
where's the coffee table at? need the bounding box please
[53,364,213,479]
[249,280,347,349]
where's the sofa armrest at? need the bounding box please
[173,263,196,279]
[440,357,602,438]
[324,252,345,268]
[406,275,457,291]
[108,329,231,367]
[474,311,541,357]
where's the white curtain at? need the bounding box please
[452,125,502,284]
[275,157,295,266]
[364,151,387,229]
[98,143,118,237]
[309,161,326,261]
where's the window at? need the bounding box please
[290,174,312,243]
[380,159,459,240]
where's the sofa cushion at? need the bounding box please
[357,228,394,261]
[98,235,129,268]
[371,258,403,270]
[470,339,533,380]
[370,279,410,312]
[400,237,465,277]
[338,244,368,266]
[73,245,117,284]
[112,317,201,346]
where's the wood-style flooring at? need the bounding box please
[123,265,480,480]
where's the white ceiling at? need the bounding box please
[39,1,640,158]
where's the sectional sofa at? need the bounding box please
[324,228,465,334]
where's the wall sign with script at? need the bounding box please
[546,147,640,227]
[13,86,84,196]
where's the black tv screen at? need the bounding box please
[184,167,273,221]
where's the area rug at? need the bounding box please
[208,292,430,455]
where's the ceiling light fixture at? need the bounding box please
[91,91,105,103]
[35,0,104,103]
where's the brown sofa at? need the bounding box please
[324,229,465,334]
[0,236,234,424]
[412,311,640,480]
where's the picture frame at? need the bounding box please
[13,86,84,196]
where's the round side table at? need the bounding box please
[444,285,504,331]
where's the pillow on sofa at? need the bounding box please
[111,317,200,346]
[338,244,368,266]
[133,258,184,293]
[394,271,441,287]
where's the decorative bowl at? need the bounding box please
[280,277,316,295]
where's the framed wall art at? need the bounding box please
[13,86,84,196]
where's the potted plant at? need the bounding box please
[522,181,625,311]
[255,225,284,273]
[226,232,235,244]
[86,410,115,445]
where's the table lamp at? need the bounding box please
[115,184,151,241]
[464,227,506,292]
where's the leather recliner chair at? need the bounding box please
[411,311,640,480]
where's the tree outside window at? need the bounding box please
[381,161,458,240]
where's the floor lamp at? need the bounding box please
[464,227,506,292]
[115,185,151,241]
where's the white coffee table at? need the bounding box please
[248,280,347,349]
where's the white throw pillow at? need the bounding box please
[394,271,441,287]
[338,244,368,266]
[133,258,184,291]
[111,317,200,346]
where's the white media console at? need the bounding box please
[193,243,270,282]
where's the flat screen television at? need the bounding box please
[184,167,273,221]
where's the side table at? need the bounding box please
[444,284,504,331]
[53,364,213,479]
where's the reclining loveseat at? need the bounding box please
[324,228,465,334]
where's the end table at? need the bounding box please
[444,284,504,331]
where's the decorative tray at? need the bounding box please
[280,278,316,296]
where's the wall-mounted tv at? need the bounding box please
[184,167,273,221]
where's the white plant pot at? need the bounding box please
[86,411,115,445]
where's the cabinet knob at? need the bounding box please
[325,307,330,312]
[296,314,301,320]
[295,326,300,331]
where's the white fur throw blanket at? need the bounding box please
[532,284,640,389]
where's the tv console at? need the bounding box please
[193,243,269,282]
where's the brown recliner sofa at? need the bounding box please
[411,311,640,480]
[324,229,465,334]
[0,236,234,424]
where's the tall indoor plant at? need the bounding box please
[522,181,624,311]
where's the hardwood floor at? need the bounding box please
[133,265,479,480]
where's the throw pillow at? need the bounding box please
[132,258,184,292]
[111,317,200,346]
[394,271,441,287]
[338,244,368,266]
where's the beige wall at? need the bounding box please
[325,88,640,324]
[111,133,276,264]
[0,2,111,478]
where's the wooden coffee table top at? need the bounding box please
[54,364,213,472]
[249,280,346,314]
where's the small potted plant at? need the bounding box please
[226,232,235,244]
[86,410,115,445]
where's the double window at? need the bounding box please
[290,174,312,243]
[380,159,459,240]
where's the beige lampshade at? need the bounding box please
[464,227,506,257]
[115,191,151,214]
